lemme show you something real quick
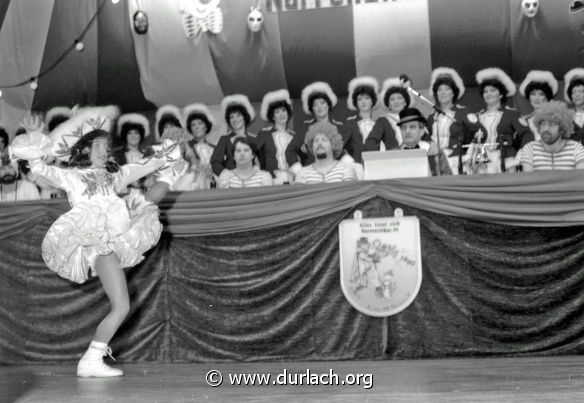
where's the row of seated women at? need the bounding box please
[2,66,583,194]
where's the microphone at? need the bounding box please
[399,73,450,118]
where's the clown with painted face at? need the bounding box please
[426,67,483,175]
[472,67,534,174]
[210,94,258,176]
[285,81,346,177]
[564,68,584,144]
[257,89,295,185]
[364,77,411,152]
[519,70,558,141]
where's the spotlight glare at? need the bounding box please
[75,41,85,52]
[112,0,120,4]
[30,80,38,91]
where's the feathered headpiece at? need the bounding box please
[347,76,380,111]
[519,70,558,98]
[429,67,466,101]
[260,89,292,121]
[301,81,337,115]
[475,67,516,97]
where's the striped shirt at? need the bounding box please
[218,166,273,188]
[295,161,357,184]
[520,140,584,171]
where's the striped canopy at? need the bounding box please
[0,0,582,135]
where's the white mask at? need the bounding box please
[521,0,540,18]
[247,7,263,33]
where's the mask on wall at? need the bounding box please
[133,10,148,35]
[521,0,540,18]
[180,0,223,39]
[247,7,263,33]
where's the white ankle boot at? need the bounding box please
[77,341,124,378]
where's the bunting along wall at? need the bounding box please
[0,0,582,134]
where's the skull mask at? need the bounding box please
[521,0,540,18]
[247,7,263,32]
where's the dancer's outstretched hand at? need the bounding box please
[20,115,45,134]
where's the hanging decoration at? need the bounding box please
[247,3,264,33]
[133,10,149,34]
[521,0,540,18]
[0,0,112,95]
[180,0,223,39]
[570,1,584,13]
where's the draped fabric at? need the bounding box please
[0,173,583,242]
[207,0,288,100]
[0,0,54,135]
[353,0,432,89]
[2,196,584,364]
[128,0,225,106]
[427,0,512,86]
[96,0,154,111]
[32,1,99,111]
[510,0,584,82]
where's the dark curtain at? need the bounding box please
[2,193,584,364]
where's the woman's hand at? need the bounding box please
[20,115,45,134]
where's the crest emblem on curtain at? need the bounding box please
[339,210,422,317]
[180,0,223,38]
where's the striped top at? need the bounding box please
[218,166,273,189]
[295,161,357,184]
[520,140,584,171]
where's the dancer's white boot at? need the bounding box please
[77,341,123,377]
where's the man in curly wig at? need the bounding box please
[294,122,356,184]
[520,101,584,171]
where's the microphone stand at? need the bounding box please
[405,87,456,176]
[498,135,507,173]
[457,138,464,175]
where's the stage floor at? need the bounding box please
[2,356,583,402]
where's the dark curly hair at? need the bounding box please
[225,104,251,128]
[186,113,213,134]
[351,85,378,110]
[47,115,69,132]
[157,114,181,140]
[120,122,145,146]
[267,100,292,124]
[524,81,553,102]
[0,128,8,151]
[432,76,461,104]
[567,78,584,103]
[308,92,333,115]
[480,79,509,105]
[383,87,410,109]
[68,130,119,173]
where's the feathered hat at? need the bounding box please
[347,76,380,111]
[563,68,584,103]
[116,113,150,138]
[519,70,558,98]
[183,103,215,134]
[301,81,338,115]
[155,104,183,141]
[429,67,466,101]
[45,106,72,131]
[475,67,516,97]
[49,105,120,161]
[260,89,292,121]
[380,77,414,109]
[221,94,255,122]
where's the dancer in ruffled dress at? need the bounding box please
[9,108,182,378]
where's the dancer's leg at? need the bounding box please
[93,252,129,344]
[78,252,127,377]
